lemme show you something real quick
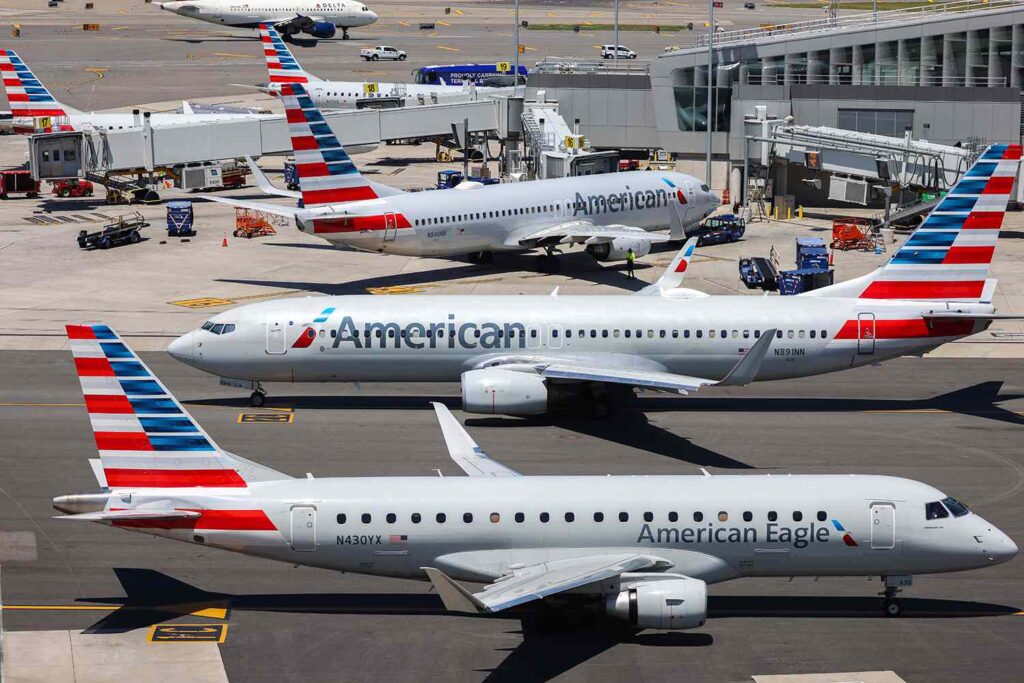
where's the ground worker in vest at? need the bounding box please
[626,248,636,279]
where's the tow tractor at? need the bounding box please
[50,179,94,198]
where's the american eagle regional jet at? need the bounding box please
[252,24,510,108]
[203,80,719,269]
[173,144,1023,413]
[56,327,1017,623]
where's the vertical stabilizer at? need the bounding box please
[0,49,78,117]
[259,24,322,84]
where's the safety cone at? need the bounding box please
[828,249,834,266]
[222,232,228,247]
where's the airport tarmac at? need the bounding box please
[0,352,1022,681]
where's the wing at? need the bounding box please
[470,328,777,394]
[424,554,661,613]
[507,220,671,248]
[199,194,303,218]
[431,402,521,477]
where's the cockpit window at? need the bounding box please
[201,321,214,331]
[925,501,949,520]
[222,323,235,334]
[942,497,970,517]
[700,184,711,192]
[211,324,224,335]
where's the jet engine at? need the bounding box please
[605,577,707,630]
[307,21,337,39]
[461,369,547,416]
[585,236,652,262]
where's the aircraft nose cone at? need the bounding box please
[991,531,1018,564]
[167,331,196,364]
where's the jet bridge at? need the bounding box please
[28,99,501,180]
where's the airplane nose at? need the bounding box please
[167,331,196,364]
[990,530,1018,564]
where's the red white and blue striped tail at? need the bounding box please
[66,324,258,489]
[282,82,377,207]
[0,49,75,117]
[808,143,1021,302]
[259,24,319,84]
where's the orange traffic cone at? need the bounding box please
[722,188,730,205]
[828,249,834,266]
[222,232,228,247]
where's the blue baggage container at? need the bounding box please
[166,200,194,236]
[795,237,829,270]
[284,161,300,191]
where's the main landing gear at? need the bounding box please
[536,246,561,273]
[467,250,494,264]
[249,382,267,407]
[342,28,349,40]
[880,575,911,617]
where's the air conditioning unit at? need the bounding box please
[177,164,224,191]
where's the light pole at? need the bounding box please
[514,0,520,95]
[614,0,620,63]
[706,0,714,186]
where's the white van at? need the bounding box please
[601,45,637,60]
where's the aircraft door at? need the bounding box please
[548,324,563,349]
[383,212,398,241]
[857,312,876,354]
[870,502,896,550]
[266,317,287,355]
[290,506,316,552]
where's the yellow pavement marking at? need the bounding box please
[149,624,227,643]
[85,68,107,80]
[214,52,254,59]
[238,412,293,424]
[112,25,130,31]
[367,285,426,295]
[436,45,460,52]
[169,297,234,308]
[4,605,227,619]
[437,20,451,26]
[453,9,464,15]
[523,45,538,52]
[398,20,411,26]
[191,607,228,619]
[547,11,557,16]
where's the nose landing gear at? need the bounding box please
[249,383,267,407]
[879,575,912,617]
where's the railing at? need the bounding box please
[745,73,1008,87]
[691,0,1022,49]
[532,56,650,76]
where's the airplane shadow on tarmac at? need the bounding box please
[78,569,1019,682]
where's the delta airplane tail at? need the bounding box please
[280,82,378,207]
[259,24,321,84]
[806,143,1022,303]
[0,49,78,117]
[64,324,287,490]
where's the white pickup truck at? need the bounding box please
[360,45,407,61]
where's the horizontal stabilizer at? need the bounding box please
[922,313,1024,320]
[55,509,200,522]
[245,156,301,199]
[200,194,303,218]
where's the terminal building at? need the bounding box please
[526,1,1024,199]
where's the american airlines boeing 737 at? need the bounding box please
[55,327,1017,623]
[172,144,1022,413]
[204,81,719,269]
[253,24,509,108]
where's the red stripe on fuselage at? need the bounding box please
[834,318,977,340]
[111,509,276,531]
[312,212,412,233]
[859,280,985,300]
[104,468,247,488]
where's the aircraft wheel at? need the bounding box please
[249,391,266,408]
[882,599,901,617]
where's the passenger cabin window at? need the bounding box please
[386,513,396,523]
[411,513,421,524]
[618,512,629,522]
[816,511,827,522]
[643,512,653,522]
[361,513,371,524]
[515,512,525,523]
[668,511,678,522]
[925,501,949,520]
[337,514,346,524]
[540,512,550,523]
[792,511,803,522]
[768,511,777,522]
[693,512,703,522]
[594,512,604,522]
[742,511,753,522]
[564,512,575,522]
[490,513,500,523]
[463,513,473,523]
[436,513,446,523]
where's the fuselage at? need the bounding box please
[160,0,378,29]
[266,80,511,109]
[3,111,268,135]
[293,170,718,256]
[169,294,990,384]
[74,475,1016,584]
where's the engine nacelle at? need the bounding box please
[585,236,652,262]
[306,21,337,39]
[606,578,707,630]
[461,369,548,416]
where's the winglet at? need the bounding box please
[422,567,487,613]
[245,156,301,199]
[636,237,698,296]
[717,327,776,386]
[181,100,194,115]
[430,403,521,477]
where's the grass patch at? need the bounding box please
[526,23,689,32]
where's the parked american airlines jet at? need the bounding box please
[56,327,1017,622]
[205,81,719,268]
[253,24,509,108]
[160,0,377,41]
[0,50,270,134]
[174,144,1022,413]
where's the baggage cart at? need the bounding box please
[77,211,148,249]
[166,200,195,236]
[0,169,40,199]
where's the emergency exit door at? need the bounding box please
[266,317,287,355]
[857,312,876,354]
[870,503,895,550]
[383,212,398,241]
[290,506,316,551]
